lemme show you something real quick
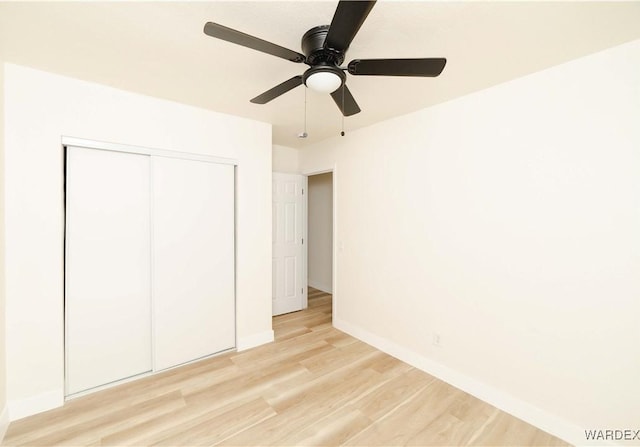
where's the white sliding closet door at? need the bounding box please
[152,157,235,371]
[66,147,152,395]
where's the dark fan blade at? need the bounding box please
[324,1,376,52]
[330,84,361,116]
[348,58,447,77]
[250,76,303,104]
[204,22,306,63]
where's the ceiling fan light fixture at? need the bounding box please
[303,65,345,93]
[305,71,342,93]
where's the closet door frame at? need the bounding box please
[63,136,237,398]
[63,137,237,166]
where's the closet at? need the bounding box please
[65,143,235,396]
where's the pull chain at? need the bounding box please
[299,87,308,139]
[341,84,345,137]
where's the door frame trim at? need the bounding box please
[62,136,238,165]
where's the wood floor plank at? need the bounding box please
[280,368,436,446]
[100,393,261,446]
[2,287,568,447]
[11,391,185,447]
[221,368,384,446]
[467,410,541,446]
[4,358,235,444]
[352,367,434,421]
[343,379,464,446]
[403,395,495,446]
[275,406,372,446]
[152,397,276,446]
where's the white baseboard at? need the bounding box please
[0,404,9,442]
[8,389,63,421]
[236,330,274,352]
[308,280,332,294]
[333,317,584,446]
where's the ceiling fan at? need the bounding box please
[203,0,446,117]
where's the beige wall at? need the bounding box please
[3,64,272,420]
[272,144,300,173]
[308,173,332,293]
[0,59,8,438]
[299,39,640,444]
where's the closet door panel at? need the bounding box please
[152,157,235,371]
[66,147,152,395]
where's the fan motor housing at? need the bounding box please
[302,25,345,66]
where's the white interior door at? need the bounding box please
[152,157,235,371]
[272,173,307,316]
[65,147,152,395]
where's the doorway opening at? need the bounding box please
[307,171,333,309]
[271,170,335,319]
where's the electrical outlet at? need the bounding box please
[432,332,442,347]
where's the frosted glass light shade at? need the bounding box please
[305,71,342,93]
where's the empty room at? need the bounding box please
[1,1,639,446]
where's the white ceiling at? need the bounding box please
[1,1,640,149]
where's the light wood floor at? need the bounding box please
[3,288,568,446]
